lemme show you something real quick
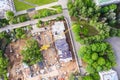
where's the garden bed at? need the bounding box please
[32,5,62,19]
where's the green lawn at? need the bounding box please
[79,21,99,37]
[24,0,57,6]
[14,0,57,11]
[14,0,33,11]
[33,5,62,19]
[73,21,99,39]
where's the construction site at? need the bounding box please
[5,20,78,80]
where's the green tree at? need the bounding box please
[21,39,43,65]
[82,75,93,80]
[98,57,105,66]
[5,11,14,20]
[0,50,8,79]
[83,53,91,62]
[17,15,27,22]
[91,53,98,60]
[91,73,100,80]
[92,62,98,69]
[109,4,117,10]
[0,32,7,39]
[101,6,109,13]
[97,66,102,72]
[15,28,26,39]
[86,65,95,73]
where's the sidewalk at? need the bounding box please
[60,0,87,75]
[0,14,63,33]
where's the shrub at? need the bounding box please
[36,23,41,28]
[15,28,26,39]
[33,9,57,19]
[17,15,27,22]
[9,18,17,24]
[44,21,49,26]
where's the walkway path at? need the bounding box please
[19,0,38,7]
[0,14,62,32]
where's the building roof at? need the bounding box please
[52,21,65,32]
[99,69,119,80]
[55,39,72,62]
[52,21,72,62]
[55,39,69,51]
[95,0,120,6]
[0,0,14,18]
[52,21,66,40]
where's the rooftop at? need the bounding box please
[95,0,120,6]
[99,69,119,80]
[0,0,14,18]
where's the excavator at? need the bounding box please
[40,45,50,51]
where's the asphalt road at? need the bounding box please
[107,37,120,79]
[60,0,86,75]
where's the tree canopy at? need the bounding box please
[15,28,27,39]
[21,39,43,65]
[5,11,14,20]
[78,42,116,73]
[0,50,8,79]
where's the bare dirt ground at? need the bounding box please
[5,39,26,80]
[4,21,78,80]
[59,61,78,80]
[40,30,53,45]
[43,48,58,66]
[28,11,38,19]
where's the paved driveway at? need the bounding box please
[107,37,120,79]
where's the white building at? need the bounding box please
[95,0,120,6]
[52,21,66,40]
[99,69,119,80]
[0,0,14,18]
[52,21,73,63]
